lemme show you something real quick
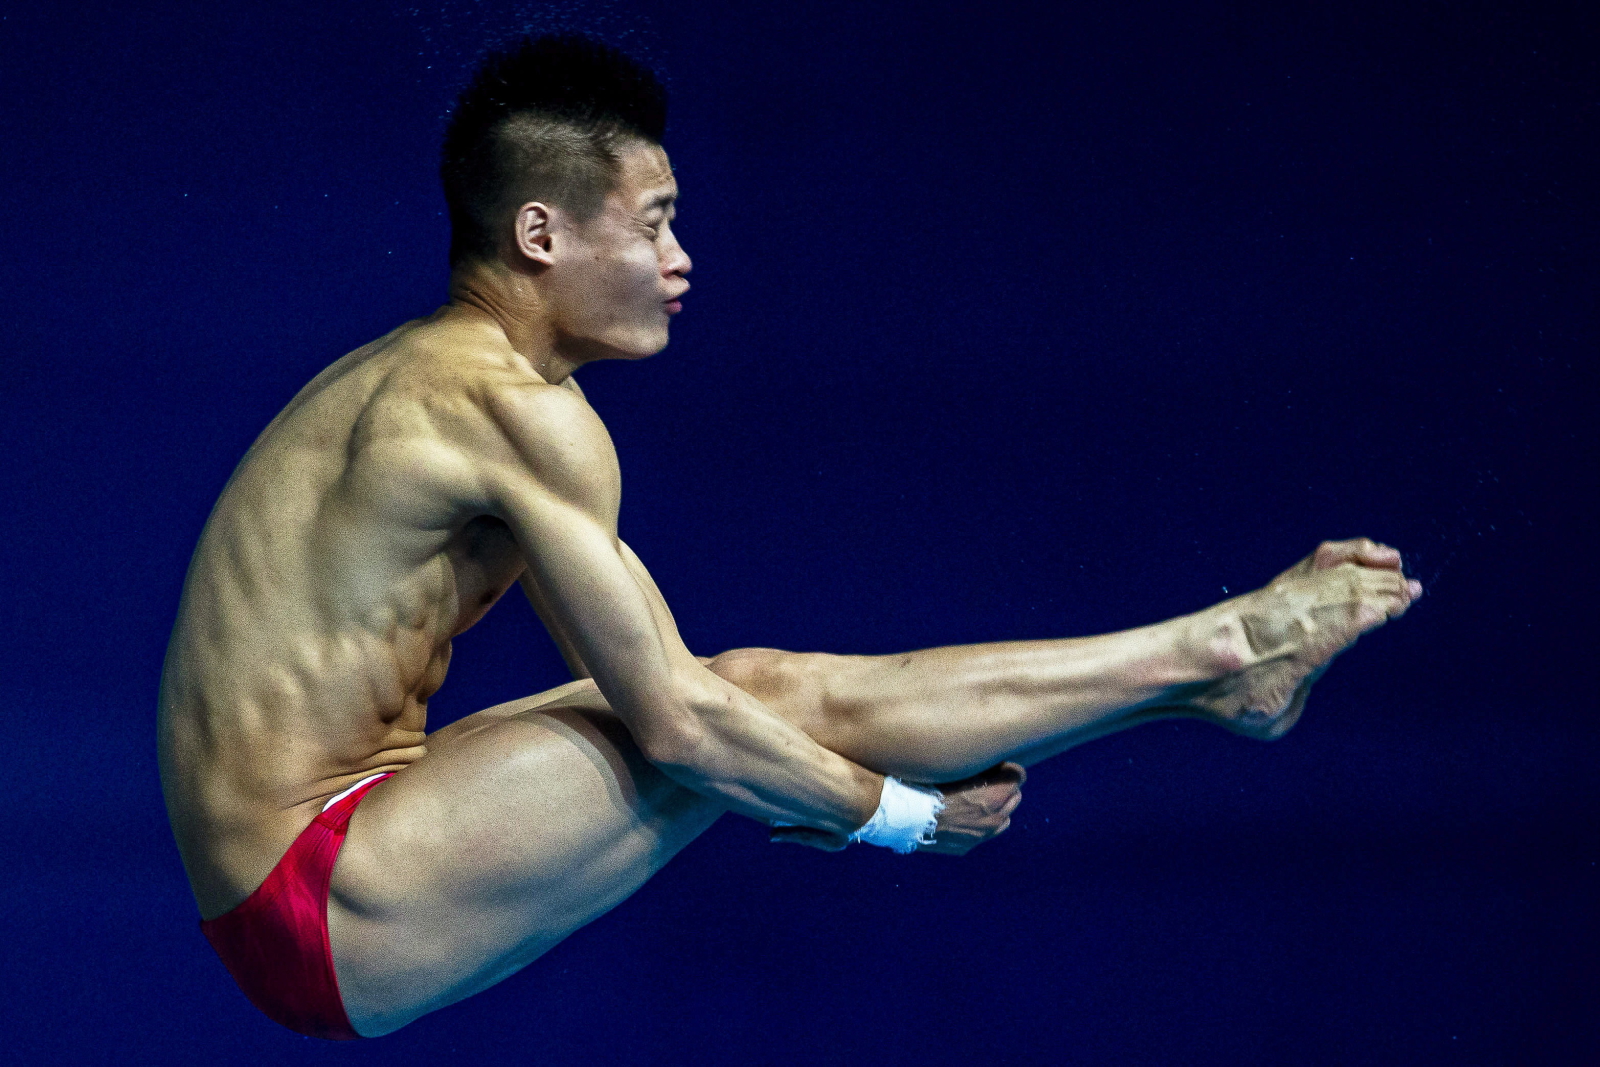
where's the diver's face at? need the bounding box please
[547,142,691,359]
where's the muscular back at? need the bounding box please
[158,311,571,918]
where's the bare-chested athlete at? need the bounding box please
[158,35,1421,1040]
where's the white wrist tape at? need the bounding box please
[849,776,944,854]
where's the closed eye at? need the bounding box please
[638,198,676,238]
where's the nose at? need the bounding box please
[661,228,691,278]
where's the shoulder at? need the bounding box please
[479,370,603,446]
[382,327,617,512]
[478,377,618,516]
[365,321,596,444]
[456,358,611,478]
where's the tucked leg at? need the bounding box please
[329,690,722,1037]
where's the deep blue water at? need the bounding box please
[1,1,1593,1063]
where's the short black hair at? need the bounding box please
[441,34,668,266]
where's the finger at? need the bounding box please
[932,762,1019,793]
[781,834,849,851]
[925,814,1013,855]
[998,790,1023,818]
[769,827,850,851]
[774,825,851,851]
[973,761,1026,786]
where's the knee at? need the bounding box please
[707,647,835,713]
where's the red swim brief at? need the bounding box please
[200,772,393,1041]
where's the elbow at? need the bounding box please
[633,697,711,773]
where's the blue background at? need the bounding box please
[1,1,1593,1063]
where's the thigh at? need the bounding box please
[327,687,724,1036]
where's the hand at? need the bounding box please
[769,762,1027,855]
[919,761,1026,856]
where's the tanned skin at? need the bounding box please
[158,141,1420,1036]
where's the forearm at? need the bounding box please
[521,547,883,829]
[642,664,885,833]
[595,544,885,830]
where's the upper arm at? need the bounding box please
[519,537,686,683]
[476,384,699,736]
[483,382,621,533]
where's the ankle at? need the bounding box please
[1175,604,1247,677]
[1164,601,1277,722]
[1114,610,1244,718]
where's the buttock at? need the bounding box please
[199,772,394,1040]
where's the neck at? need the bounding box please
[445,260,581,385]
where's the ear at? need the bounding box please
[512,202,556,266]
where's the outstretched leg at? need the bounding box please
[707,539,1419,782]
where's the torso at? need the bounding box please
[157,309,574,918]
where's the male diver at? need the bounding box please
[158,35,1421,1039]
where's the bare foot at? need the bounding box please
[1191,539,1421,740]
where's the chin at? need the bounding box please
[622,328,671,359]
[582,319,672,361]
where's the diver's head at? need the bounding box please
[442,35,689,361]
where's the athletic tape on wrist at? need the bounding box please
[849,776,944,854]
